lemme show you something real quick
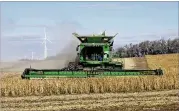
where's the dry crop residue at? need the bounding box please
[1,54,179,111]
[0,54,179,97]
[1,90,179,111]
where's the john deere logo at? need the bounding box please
[89,71,104,75]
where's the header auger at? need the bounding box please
[21,31,163,79]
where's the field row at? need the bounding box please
[1,90,179,111]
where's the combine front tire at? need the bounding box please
[155,69,163,75]
[68,62,76,70]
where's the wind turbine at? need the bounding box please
[41,27,52,59]
[31,51,35,60]
[23,55,27,60]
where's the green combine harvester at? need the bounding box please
[21,31,163,79]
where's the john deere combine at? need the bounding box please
[21,31,163,79]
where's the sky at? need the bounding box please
[0,1,178,61]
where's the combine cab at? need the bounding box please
[21,31,163,79]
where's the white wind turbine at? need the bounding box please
[31,51,35,60]
[41,27,52,59]
[27,50,35,60]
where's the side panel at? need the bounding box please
[103,45,110,61]
[79,45,85,61]
[22,69,163,79]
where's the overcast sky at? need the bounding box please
[0,2,178,61]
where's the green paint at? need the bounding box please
[23,69,162,79]
[21,31,163,79]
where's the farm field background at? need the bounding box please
[1,90,178,111]
[0,53,179,111]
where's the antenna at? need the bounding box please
[41,27,52,59]
[102,30,106,36]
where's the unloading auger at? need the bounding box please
[21,31,163,79]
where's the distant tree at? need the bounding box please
[115,37,179,58]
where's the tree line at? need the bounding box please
[114,38,179,58]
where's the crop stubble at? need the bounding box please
[0,54,179,111]
[0,54,179,97]
[1,90,179,111]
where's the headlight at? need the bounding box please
[81,38,85,41]
[104,38,108,41]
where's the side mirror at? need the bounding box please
[76,45,79,51]
[110,47,112,51]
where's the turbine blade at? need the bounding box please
[47,48,52,50]
[47,38,52,43]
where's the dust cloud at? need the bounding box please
[45,21,81,68]
[51,35,80,68]
[0,21,82,71]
